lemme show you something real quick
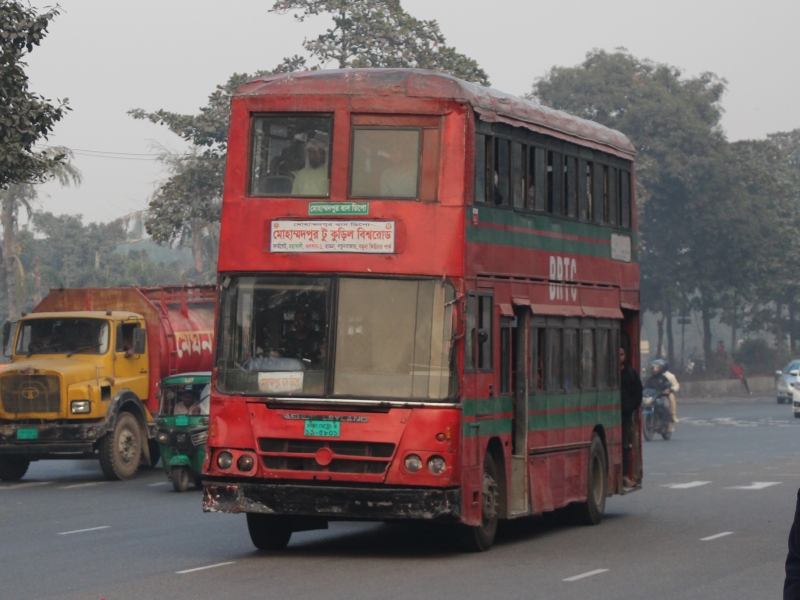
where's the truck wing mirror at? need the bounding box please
[133,328,147,355]
[2,321,16,357]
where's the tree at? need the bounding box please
[0,147,80,319]
[531,49,731,368]
[0,2,70,188]
[271,0,490,85]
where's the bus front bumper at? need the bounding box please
[203,481,462,522]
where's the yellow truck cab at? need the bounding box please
[0,286,215,482]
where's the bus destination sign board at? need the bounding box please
[308,202,369,216]
[270,220,395,254]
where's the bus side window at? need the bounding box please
[474,135,487,204]
[465,294,476,371]
[477,294,493,371]
[596,327,609,389]
[528,146,546,212]
[546,325,562,391]
[563,328,578,391]
[578,159,589,220]
[593,163,604,224]
[565,156,577,218]
[494,138,510,206]
[620,170,631,228]
[608,166,618,225]
[512,142,524,209]
[581,328,596,389]
[499,317,513,394]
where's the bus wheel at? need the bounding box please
[246,514,292,551]
[573,434,607,526]
[0,456,30,481]
[171,466,190,492]
[461,453,499,552]
[99,412,142,481]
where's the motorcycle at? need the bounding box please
[642,387,673,441]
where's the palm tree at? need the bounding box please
[1,146,81,319]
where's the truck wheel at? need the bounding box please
[572,434,607,526]
[99,412,142,481]
[246,514,292,551]
[171,466,190,492]
[460,453,499,552]
[0,456,30,481]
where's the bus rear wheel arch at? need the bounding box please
[460,451,500,552]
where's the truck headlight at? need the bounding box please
[70,400,91,414]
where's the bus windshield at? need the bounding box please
[216,276,456,400]
[16,318,110,356]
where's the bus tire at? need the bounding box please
[99,412,142,481]
[247,514,292,551]
[573,434,607,526]
[460,453,499,552]
[0,456,29,481]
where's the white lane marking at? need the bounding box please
[661,481,711,489]
[0,481,51,490]
[60,481,107,489]
[148,482,169,487]
[176,561,235,575]
[563,569,609,582]
[701,531,734,541]
[725,482,782,490]
[58,525,110,536]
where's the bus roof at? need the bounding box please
[237,68,636,158]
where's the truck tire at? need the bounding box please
[0,456,30,481]
[246,514,292,551]
[99,412,142,481]
[572,434,607,526]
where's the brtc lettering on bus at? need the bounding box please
[549,255,578,302]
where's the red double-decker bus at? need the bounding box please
[203,69,641,552]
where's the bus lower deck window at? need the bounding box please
[250,115,332,197]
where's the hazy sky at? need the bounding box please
[25,0,800,224]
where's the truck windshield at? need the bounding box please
[16,318,110,356]
[216,276,456,400]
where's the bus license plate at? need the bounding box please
[17,429,38,440]
[304,421,340,437]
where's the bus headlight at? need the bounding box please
[237,455,254,472]
[427,456,446,475]
[404,454,423,473]
[70,400,91,414]
[216,451,233,469]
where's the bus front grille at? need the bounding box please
[0,374,61,414]
[258,438,395,474]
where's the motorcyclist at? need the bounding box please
[645,359,680,426]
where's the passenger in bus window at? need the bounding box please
[291,139,330,197]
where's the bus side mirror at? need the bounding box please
[2,321,16,357]
[133,328,147,355]
[478,329,489,345]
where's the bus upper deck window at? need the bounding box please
[250,115,332,197]
[351,129,421,199]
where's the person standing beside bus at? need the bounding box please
[620,346,642,487]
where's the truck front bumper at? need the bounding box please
[203,481,462,522]
[0,422,107,456]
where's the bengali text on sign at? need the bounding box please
[270,220,395,254]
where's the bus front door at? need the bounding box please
[509,306,529,515]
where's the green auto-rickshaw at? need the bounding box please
[155,372,210,492]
